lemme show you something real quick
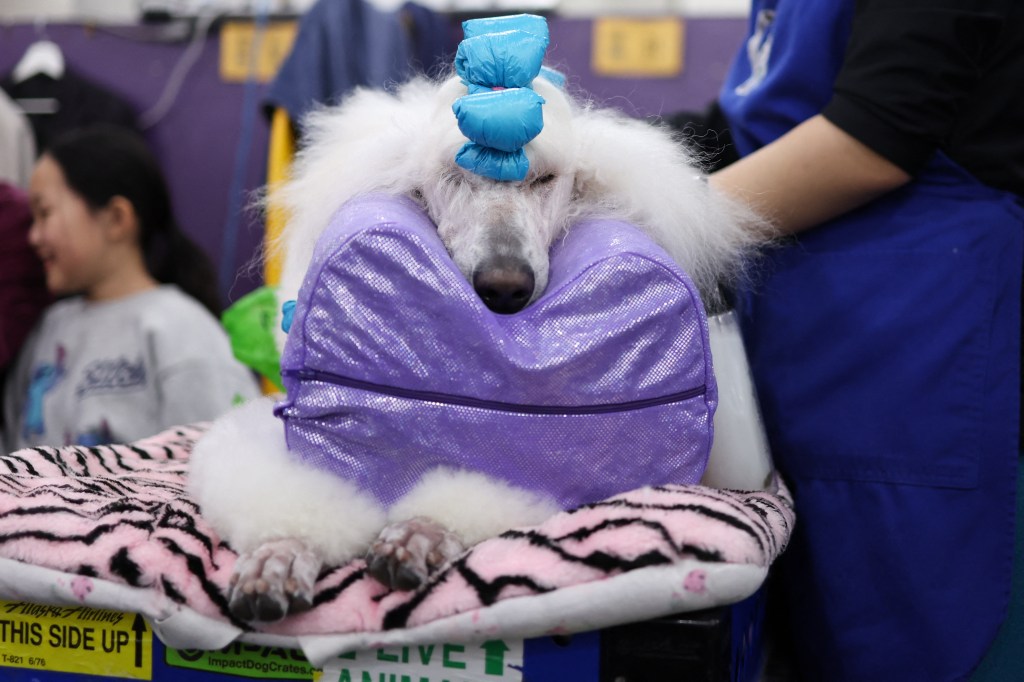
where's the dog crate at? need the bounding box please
[0,585,767,682]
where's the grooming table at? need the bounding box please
[0,425,792,680]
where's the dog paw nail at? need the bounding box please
[394,567,423,591]
[288,594,312,614]
[366,557,391,586]
[254,596,285,622]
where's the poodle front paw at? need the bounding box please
[365,517,465,591]
[228,538,322,622]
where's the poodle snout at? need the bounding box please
[473,256,536,314]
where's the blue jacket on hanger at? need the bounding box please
[265,0,451,132]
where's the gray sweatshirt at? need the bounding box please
[3,285,259,450]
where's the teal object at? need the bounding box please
[540,65,566,88]
[453,88,545,152]
[281,299,296,333]
[462,13,549,43]
[453,14,553,181]
[454,31,547,89]
[455,143,530,181]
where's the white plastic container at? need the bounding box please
[702,310,774,491]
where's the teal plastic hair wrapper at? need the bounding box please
[454,31,547,89]
[453,14,554,181]
[455,143,530,181]
[281,299,296,333]
[465,66,565,95]
[453,88,546,153]
[540,66,566,88]
[462,13,550,44]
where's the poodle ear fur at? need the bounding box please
[571,106,711,227]
[570,106,768,304]
[272,81,438,310]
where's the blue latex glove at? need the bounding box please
[455,143,530,182]
[453,88,546,152]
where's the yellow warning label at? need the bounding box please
[220,20,298,83]
[592,17,685,77]
[0,600,152,679]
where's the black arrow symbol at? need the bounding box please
[131,614,147,668]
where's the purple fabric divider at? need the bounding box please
[276,194,717,508]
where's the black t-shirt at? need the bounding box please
[822,0,1024,197]
[0,69,139,155]
[811,0,1024,447]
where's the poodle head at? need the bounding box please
[278,74,764,326]
[415,76,578,314]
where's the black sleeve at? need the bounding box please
[821,0,1011,176]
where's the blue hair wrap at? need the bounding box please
[452,14,559,182]
[455,144,531,182]
[453,88,545,152]
[461,13,549,41]
[454,32,548,89]
[539,65,566,88]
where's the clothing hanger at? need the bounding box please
[9,21,65,118]
[12,20,66,84]
[12,40,66,83]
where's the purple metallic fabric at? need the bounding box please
[275,194,717,508]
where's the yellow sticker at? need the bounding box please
[0,600,152,680]
[219,20,298,83]
[592,17,685,77]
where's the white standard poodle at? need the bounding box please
[188,72,768,621]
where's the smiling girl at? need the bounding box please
[2,126,258,450]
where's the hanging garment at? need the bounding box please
[0,182,50,372]
[264,0,451,133]
[0,69,139,154]
[0,90,35,186]
[718,1,1023,679]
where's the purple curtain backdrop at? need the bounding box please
[0,22,272,305]
[0,17,744,304]
[548,17,745,119]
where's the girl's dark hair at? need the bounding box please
[45,126,222,316]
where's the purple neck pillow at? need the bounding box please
[275,194,717,509]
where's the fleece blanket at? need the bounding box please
[0,424,793,666]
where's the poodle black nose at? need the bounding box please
[473,258,535,314]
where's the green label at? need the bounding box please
[320,639,523,682]
[166,642,315,679]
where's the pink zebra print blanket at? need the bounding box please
[0,424,793,664]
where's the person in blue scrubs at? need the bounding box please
[671,0,1023,679]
